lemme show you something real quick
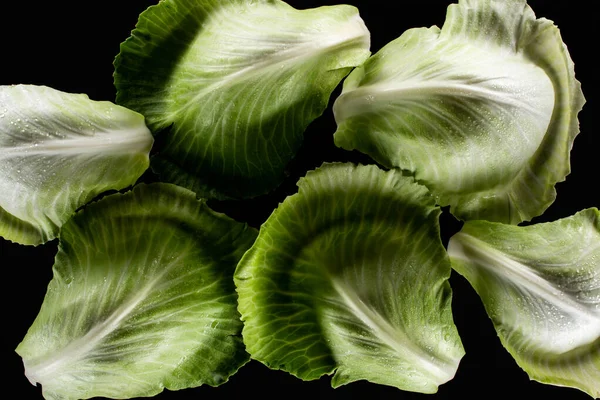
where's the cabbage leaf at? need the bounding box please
[16,183,257,400]
[448,208,600,397]
[235,163,464,393]
[0,85,153,245]
[333,0,585,224]
[114,0,370,199]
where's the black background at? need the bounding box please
[1,1,597,399]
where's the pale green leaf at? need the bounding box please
[333,0,585,224]
[235,163,464,393]
[0,85,153,245]
[448,208,600,398]
[114,0,370,199]
[16,183,257,400]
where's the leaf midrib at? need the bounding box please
[330,279,454,382]
[0,130,151,158]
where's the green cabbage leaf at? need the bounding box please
[114,0,370,199]
[448,208,600,397]
[16,183,257,400]
[333,0,585,224]
[0,85,153,245]
[235,163,464,393]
